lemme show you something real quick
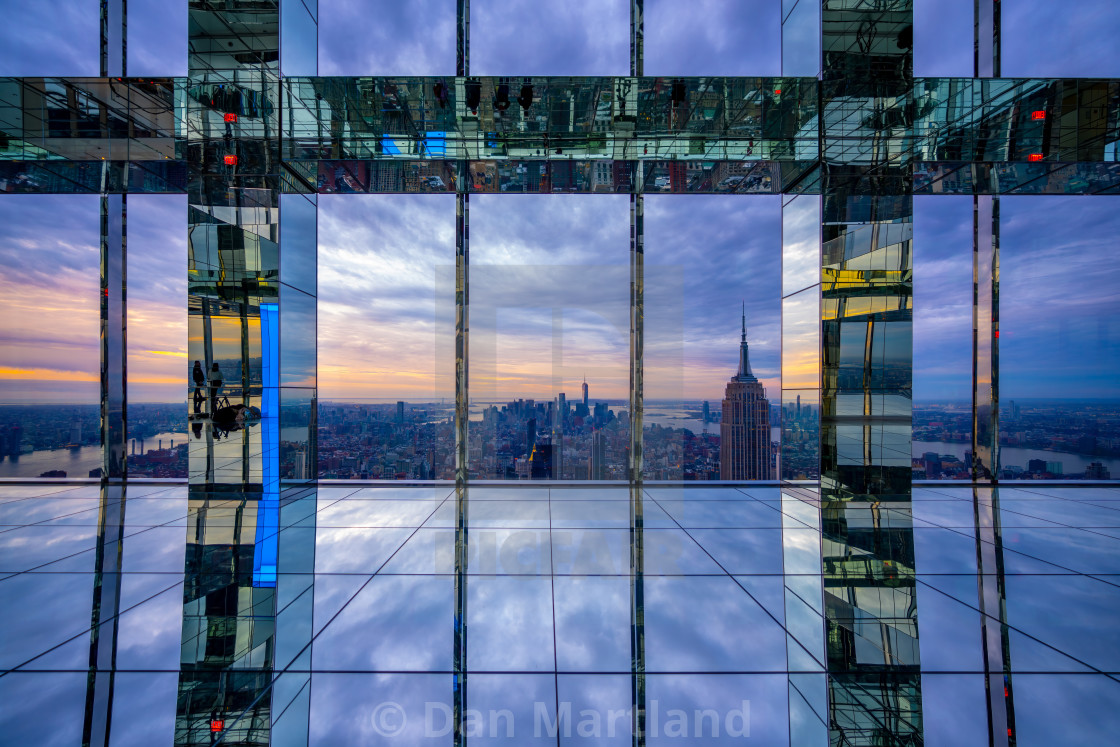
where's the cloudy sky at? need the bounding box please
[0,2,1118,404]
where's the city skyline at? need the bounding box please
[2,2,1120,747]
[4,194,1119,403]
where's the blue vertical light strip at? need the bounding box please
[254,302,280,588]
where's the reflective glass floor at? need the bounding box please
[1,483,1118,745]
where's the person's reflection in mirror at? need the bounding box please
[209,362,223,414]
[192,360,206,414]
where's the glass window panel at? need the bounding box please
[0,196,100,479]
[781,0,821,77]
[281,284,316,388]
[281,193,317,296]
[0,673,87,745]
[1006,574,1120,673]
[644,576,786,672]
[129,0,188,76]
[781,288,818,390]
[555,674,633,744]
[550,528,628,575]
[0,6,98,75]
[472,0,628,76]
[660,499,784,528]
[549,499,630,528]
[913,0,973,77]
[317,195,455,479]
[918,675,990,746]
[912,526,979,574]
[688,528,784,573]
[644,528,723,575]
[644,674,788,744]
[317,497,440,527]
[1013,675,1120,746]
[308,673,451,744]
[914,579,984,672]
[115,581,184,671]
[646,0,780,76]
[313,575,453,672]
[471,195,629,480]
[467,528,552,574]
[120,526,187,572]
[466,576,555,671]
[0,573,94,670]
[1002,527,1120,574]
[466,673,557,745]
[1002,1,1120,77]
[281,0,318,76]
[314,526,413,572]
[110,673,179,746]
[783,195,819,298]
[912,197,972,480]
[553,577,631,672]
[1000,197,1120,482]
[319,0,454,75]
[644,196,781,481]
[781,389,819,480]
[128,195,188,478]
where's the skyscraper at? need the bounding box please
[589,428,607,480]
[720,306,771,480]
[582,378,589,408]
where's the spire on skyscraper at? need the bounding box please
[737,302,754,380]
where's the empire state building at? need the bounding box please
[720,307,772,480]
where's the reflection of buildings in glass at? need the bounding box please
[720,308,771,480]
[177,492,275,745]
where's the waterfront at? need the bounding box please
[914,441,1119,477]
[0,431,187,478]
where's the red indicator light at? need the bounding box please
[773,89,782,95]
[1004,686,1009,697]
[994,330,999,338]
[210,720,224,733]
[224,155,238,165]
[224,112,238,123]
[1027,153,1043,162]
[1031,110,1045,120]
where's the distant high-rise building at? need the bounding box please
[720,306,771,480]
[582,378,589,408]
[69,419,82,446]
[396,401,405,423]
[1086,462,1111,479]
[293,446,308,480]
[4,425,21,456]
[558,393,567,418]
[702,401,710,423]
[922,452,941,479]
[530,438,553,479]
[526,417,537,452]
[589,429,607,480]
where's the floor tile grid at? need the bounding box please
[0,484,371,676]
[642,489,821,673]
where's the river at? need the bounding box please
[913,441,1119,476]
[0,431,188,479]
